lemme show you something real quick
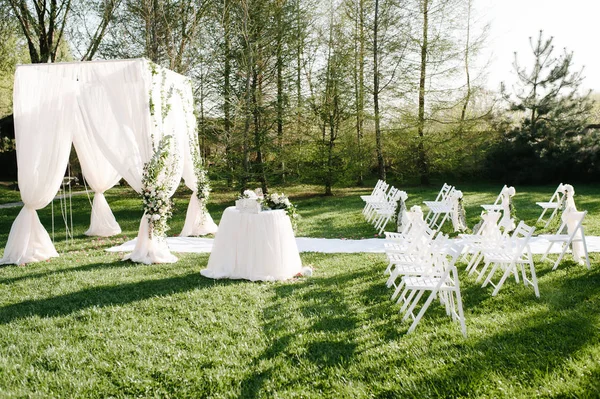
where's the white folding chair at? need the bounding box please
[372,190,407,235]
[536,183,565,227]
[361,180,386,211]
[387,232,450,300]
[384,220,435,278]
[362,181,390,218]
[478,221,539,297]
[459,211,505,272]
[424,186,456,230]
[423,183,453,225]
[366,186,397,223]
[480,185,507,212]
[541,210,590,270]
[395,243,467,337]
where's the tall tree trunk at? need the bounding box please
[373,0,385,181]
[459,0,472,130]
[276,2,285,183]
[417,0,430,185]
[353,0,365,186]
[253,67,268,194]
[223,0,234,185]
[242,64,252,191]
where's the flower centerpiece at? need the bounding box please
[236,189,263,213]
[141,135,177,238]
[263,192,299,228]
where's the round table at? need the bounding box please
[201,207,302,281]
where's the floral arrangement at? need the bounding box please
[263,192,299,228]
[450,190,468,232]
[141,135,177,238]
[194,159,211,203]
[239,189,262,200]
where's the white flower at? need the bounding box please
[563,184,575,195]
[410,205,423,213]
[151,214,161,221]
[502,186,516,197]
[243,190,257,199]
[452,190,463,199]
[399,191,408,201]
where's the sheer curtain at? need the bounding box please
[179,85,218,237]
[0,68,75,264]
[78,60,184,263]
[72,109,122,237]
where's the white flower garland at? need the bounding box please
[141,135,178,238]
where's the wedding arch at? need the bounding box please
[0,58,217,266]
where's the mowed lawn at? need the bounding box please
[0,182,599,398]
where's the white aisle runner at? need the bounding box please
[106,236,600,255]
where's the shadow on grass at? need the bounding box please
[382,310,598,398]
[0,259,138,285]
[0,271,234,324]
[238,266,374,398]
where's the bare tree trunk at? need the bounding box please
[417,0,430,185]
[373,0,385,181]
[276,1,285,183]
[223,0,233,185]
[353,0,365,186]
[459,0,472,129]
[253,67,268,194]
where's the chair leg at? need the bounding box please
[491,263,515,296]
[453,289,467,337]
[406,290,437,334]
[582,237,591,270]
[528,261,540,297]
[402,290,425,321]
[541,241,555,262]
[481,262,500,287]
[536,207,547,224]
[551,243,568,271]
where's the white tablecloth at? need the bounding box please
[201,207,302,281]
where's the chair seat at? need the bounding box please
[546,234,571,242]
[484,251,522,263]
[426,203,452,212]
[481,204,503,211]
[536,201,559,208]
[403,276,453,290]
[387,253,419,263]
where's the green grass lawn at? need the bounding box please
[0,182,599,397]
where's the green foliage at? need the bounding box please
[488,31,596,184]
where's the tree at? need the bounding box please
[489,30,594,183]
[6,0,119,63]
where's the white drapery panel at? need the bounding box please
[0,69,76,264]
[78,60,186,263]
[178,83,218,237]
[1,59,200,265]
[72,109,121,237]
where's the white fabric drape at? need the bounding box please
[1,59,198,265]
[562,186,583,262]
[202,207,302,281]
[178,84,218,237]
[0,69,75,264]
[498,187,516,232]
[72,109,121,237]
[180,195,218,236]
